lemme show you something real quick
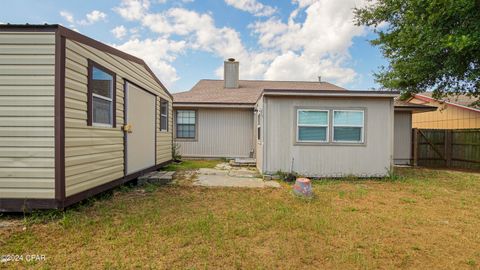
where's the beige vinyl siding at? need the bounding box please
[175,108,254,158]
[0,32,55,199]
[394,111,412,165]
[64,38,172,197]
[264,97,394,177]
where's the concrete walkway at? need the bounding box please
[193,164,280,188]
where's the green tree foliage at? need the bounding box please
[354,0,480,98]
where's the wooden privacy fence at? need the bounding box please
[412,128,480,170]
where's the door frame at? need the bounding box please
[123,79,157,176]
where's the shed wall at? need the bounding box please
[0,32,55,199]
[394,111,412,165]
[64,38,172,197]
[264,97,394,177]
[174,108,254,158]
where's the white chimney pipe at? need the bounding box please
[224,58,239,88]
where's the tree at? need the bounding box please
[354,0,480,98]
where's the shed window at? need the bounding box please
[88,61,115,127]
[176,110,196,139]
[297,110,328,142]
[333,110,364,143]
[160,99,168,131]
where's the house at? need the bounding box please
[407,93,480,129]
[173,59,433,176]
[0,25,173,212]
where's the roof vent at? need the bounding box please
[224,58,239,89]
[318,76,322,82]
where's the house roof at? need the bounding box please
[393,99,437,113]
[0,24,172,99]
[173,79,350,105]
[415,92,479,111]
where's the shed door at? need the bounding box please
[125,82,156,174]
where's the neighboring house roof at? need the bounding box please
[413,93,480,113]
[393,99,437,113]
[173,79,347,105]
[0,24,173,99]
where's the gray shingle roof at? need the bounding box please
[173,79,346,104]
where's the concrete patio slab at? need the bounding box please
[193,166,280,188]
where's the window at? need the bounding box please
[257,112,261,140]
[88,61,115,127]
[297,110,329,142]
[333,110,364,143]
[176,110,196,139]
[160,99,168,131]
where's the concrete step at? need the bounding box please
[230,158,256,167]
[138,171,174,185]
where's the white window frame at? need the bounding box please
[92,92,113,128]
[296,109,329,143]
[160,99,168,132]
[332,109,364,143]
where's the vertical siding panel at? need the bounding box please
[175,108,254,158]
[394,111,412,165]
[265,97,392,177]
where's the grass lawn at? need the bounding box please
[1,162,480,269]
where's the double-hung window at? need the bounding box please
[176,110,196,139]
[257,112,261,141]
[297,110,329,142]
[88,61,115,127]
[333,110,364,143]
[160,99,168,131]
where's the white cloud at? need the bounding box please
[114,0,150,21]
[60,10,107,26]
[83,10,107,24]
[113,0,368,89]
[60,11,74,24]
[224,0,276,17]
[111,25,127,39]
[250,0,367,84]
[113,38,186,88]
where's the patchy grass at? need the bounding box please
[1,165,480,269]
[163,159,223,171]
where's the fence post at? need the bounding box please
[445,130,453,167]
[412,128,419,167]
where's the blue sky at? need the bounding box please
[0,0,387,93]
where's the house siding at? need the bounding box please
[394,111,412,165]
[174,108,254,158]
[64,38,172,197]
[0,32,55,199]
[409,97,480,129]
[255,97,264,171]
[264,96,394,177]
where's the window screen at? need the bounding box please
[333,110,364,143]
[297,110,328,142]
[176,110,196,139]
[90,65,114,126]
[160,99,168,131]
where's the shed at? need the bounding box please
[0,25,173,211]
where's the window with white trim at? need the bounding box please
[176,110,196,139]
[160,99,168,131]
[90,64,114,127]
[297,110,329,142]
[333,110,364,143]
